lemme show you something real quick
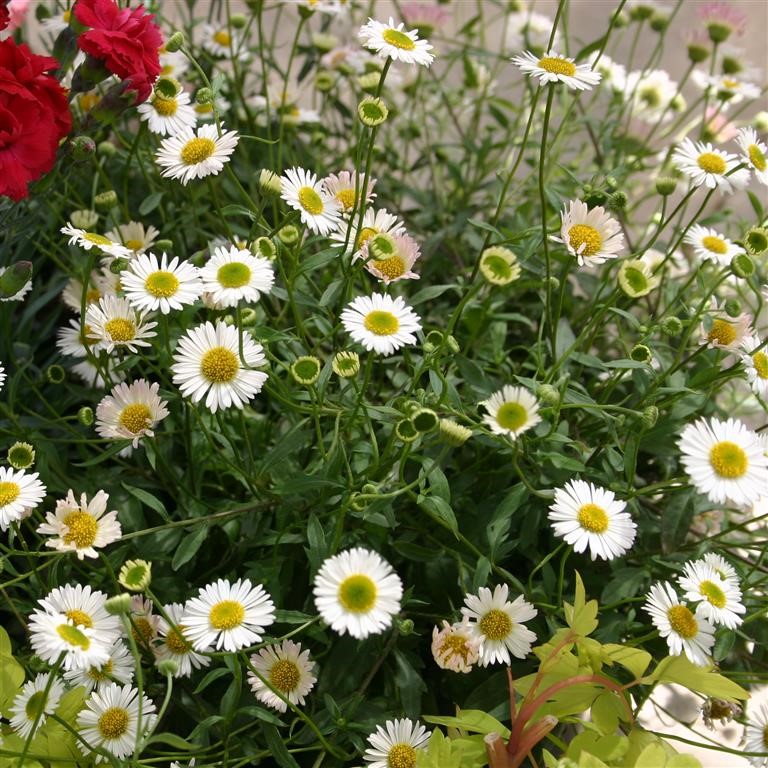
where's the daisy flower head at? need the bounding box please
[121,252,203,314]
[331,207,406,257]
[431,618,482,673]
[137,87,197,136]
[588,52,626,92]
[340,293,421,356]
[512,50,601,91]
[358,17,435,67]
[37,489,121,560]
[706,73,761,105]
[323,170,377,214]
[280,167,342,236]
[313,547,403,639]
[154,603,211,678]
[128,595,161,648]
[736,127,768,186]
[624,69,678,123]
[104,222,160,257]
[64,640,135,692]
[171,321,268,413]
[684,224,744,266]
[643,581,715,667]
[363,718,431,768]
[28,611,112,671]
[461,584,537,666]
[76,683,157,762]
[156,124,239,185]
[200,244,275,308]
[61,272,108,314]
[678,417,768,507]
[247,639,317,712]
[548,479,637,561]
[699,1,746,42]
[740,335,768,397]
[701,552,740,587]
[182,578,276,652]
[61,223,133,259]
[678,559,745,629]
[672,138,750,194]
[700,299,751,350]
[0,466,46,531]
[37,583,121,639]
[9,673,65,739]
[85,296,157,354]
[554,199,624,266]
[357,231,421,283]
[57,318,103,359]
[95,379,169,447]
[481,385,540,440]
[744,704,768,767]
[200,23,246,59]
[505,11,562,54]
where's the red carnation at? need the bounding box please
[0,39,72,201]
[0,0,9,31]
[74,0,163,104]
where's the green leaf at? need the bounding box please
[635,743,670,768]
[121,483,170,521]
[666,755,703,768]
[171,524,208,570]
[591,692,620,735]
[418,495,459,538]
[423,710,510,737]
[564,572,598,636]
[144,732,197,750]
[602,645,652,680]
[649,655,750,700]
[193,667,230,694]
[261,724,301,768]
[139,192,163,215]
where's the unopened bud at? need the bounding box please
[259,169,282,197]
[396,618,414,635]
[97,141,117,157]
[278,225,300,246]
[196,87,214,105]
[537,383,560,406]
[731,253,755,279]
[687,43,709,63]
[358,96,388,127]
[230,13,247,28]
[438,418,472,447]
[640,405,659,429]
[165,31,185,52]
[155,239,174,252]
[94,190,118,210]
[290,355,322,386]
[0,261,33,298]
[332,351,359,378]
[70,135,97,161]
[105,594,132,615]
[110,257,131,275]
[656,176,677,196]
[395,419,419,443]
[7,442,35,470]
[630,344,652,363]
[411,408,439,433]
[47,365,66,384]
[745,227,768,256]
[607,190,628,212]
[118,559,152,591]
[157,659,179,676]
[78,405,94,425]
[724,298,741,317]
[661,316,683,336]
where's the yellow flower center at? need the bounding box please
[382,28,416,51]
[356,226,378,250]
[697,152,727,175]
[98,707,130,739]
[667,604,698,639]
[195,102,214,114]
[132,617,155,645]
[161,64,173,75]
[269,659,301,692]
[119,403,152,434]
[709,440,748,478]
[125,239,144,251]
[181,137,216,166]
[84,232,113,246]
[707,319,736,346]
[87,659,114,682]
[577,503,609,533]
[335,189,356,211]
[701,235,727,254]
[217,262,252,288]
[537,56,577,76]
[568,224,603,257]
[104,317,136,342]
[437,633,473,664]
[387,743,417,768]
[209,599,245,630]
[699,579,727,609]
[79,92,100,111]
[297,186,324,215]
[200,347,239,383]
[213,30,231,46]
[85,289,101,304]
[56,623,90,650]
[0,481,21,507]
[25,691,47,720]
[495,402,528,432]
[145,270,179,298]
[62,9,71,22]
[364,310,400,336]
[338,574,377,612]
[478,608,512,641]
[65,609,93,628]
[153,96,178,117]
[752,351,768,379]
[165,625,192,655]
[62,510,99,549]
[748,144,767,172]
[374,256,406,280]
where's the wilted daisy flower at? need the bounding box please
[95,379,169,447]
[156,124,239,185]
[684,224,744,266]
[512,50,601,90]
[341,293,422,356]
[644,581,715,667]
[744,704,768,767]
[85,296,157,354]
[37,489,121,560]
[672,138,750,194]
[171,321,268,413]
[323,170,376,214]
[358,17,434,67]
[331,207,406,257]
[121,252,202,314]
[200,245,275,307]
[9,673,65,738]
[461,584,537,666]
[104,222,159,257]
[280,167,342,236]
[431,619,482,673]
[623,69,678,122]
[61,223,133,259]
[700,299,751,350]
[357,231,422,283]
[548,480,637,561]
[554,200,624,266]
[363,718,431,768]
[137,89,197,136]
[247,639,317,712]
[481,385,540,440]
[0,466,46,531]
[28,611,112,671]
[182,578,276,652]
[76,683,157,762]
[128,596,161,648]
[678,417,768,507]
[740,335,768,397]
[313,547,403,639]
[154,603,210,678]
[736,127,768,186]
[678,560,745,629]
[63,640,135,692]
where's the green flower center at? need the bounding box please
[119,403,152,434]
[181,137,216,166]
[748,144,767,172]
[482,253,513,282]
[702,235,727,255]
[387,743,417,768]
[699,579,727,609]
[217,262,252,289]
[622,266,649,294]
[209,600,245,630]
[697,152,727,175]
[338,574,377,612]
[537,56,576,76]
[364,310,400,336]
[707,319,736,346]
[62,510,99,549]
[568,224,603,257]
[269,659,301,692]
[56,623,90,650]
[98,707,129,739]
[667,604,698,639]
[200,347,239,383]
[297,186,324,215]
[25,691,48,720]
[145,270,179,298]
[84,232,113,246]
[495,402,528,432]
[639,86,662,107]
[709,440,747,478]
[104,317,136,342]
[753,351,768,379]
[577,503,609,533]
[0,481,21,507]
[382,28,416,51]
[478,608,512,641]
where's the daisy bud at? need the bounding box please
[361,483,378,496]
[94,190,118,210]
[165,31,185,52]
[230,13,247,29]
[724,298,741,318]
[357,71,381,92]
[687,43,710,63]
[631,344,652,363]
[196,87,214,105]
[731,253,755,279]
[745,227,768,255]
[661,316,683,336]
[536,383,560,406]
[47,364,66,384]
[7,442,35,470]
[78,405,94,425]
[155,239,174,251]
[240,307,258,326]
[640,405,659,429]
[649,12,669,32]
[607,190,628,212]
[109,257,131,275]
[315,71,336,92]
[753,112,768,132]
[97,141,117,157]
[349,492,367,511]
[358,96,388,127]
[0,261,32,298]
[312,32,337,51]
[706,22,732,43]
[119,559,152,592]
[332,351,360,378]
[547,276,560,292]
[259,169,282,197]
[290,356,322,386]
[446,334,460,354]
[395,419,419,443]
[438,418,472,447]
[629,3,654,21]
[70,209,99,229]
[278,225,300,246]
[479,246,521,286]
[69,135,96,161]
[154,76,181,99]
[411,408,439,433]
[612,9,629,27]
[157,659,179,677]
[618,259,659,298]
[396,618,414,635]
[253,237,277,261]
[655,176,677,196]
[105,593,132,615]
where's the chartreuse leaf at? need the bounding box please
[648,655,750,700]
[591,692,620,734]
[567,731,629,765]
[564,572,599,636]
[423,709,510,737]
[602,644,652,680]
[415,729,465,768]
[0,627,25,715]
[666,755,703,768]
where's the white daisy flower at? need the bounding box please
[182,578,276,652]
[481,385,541,440]
[323,170,376,214]
[85,295,158,354]
[247,639,317,712]
[678,560,745,629]
[28,611,112,671]
[63,640,135,692]
[741,335,768,397]
[37,489,122,560]
[623,69,678,123]
[0,466,46,531]
[61,223,133,259]
[701,553,740,589]
[588,52,626,92]
[356,231,422,284]
[200,23,246,59]
[171,321,269,413]
[37,583,121,639]
[137,89,197,136]
[700,299,752,351]
[121,252,202,314]
[57,318,107,358]
[154,603,210,678]
[104,221,160,256]
[9,673,65,739]
[548,479,637,561]
[331,207,406,258]
[358,17,434,67]
[672,138,750,194]
[431,619,482,673]
[744,704,768,767]
[684,224,744,266]
[553,200,624,266]
[340,293,422,357]
[0,361,5,392]
[679,417,768,507]
[280,167,342,236]
[158,47,188,78]
[512,50,601,90]
[0,266,32,302]
[706,73,761,105]
[313,547,403,639]
[736,127,768,186]
[200,245,275,308]
[61,272,108,314]
[363,718,431,768]
[76,683,157,762]
[643,581,715,667]
[505,11,562,53]
[156,123,239,185]
[461,584,538,666]
[95,379,169,448]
